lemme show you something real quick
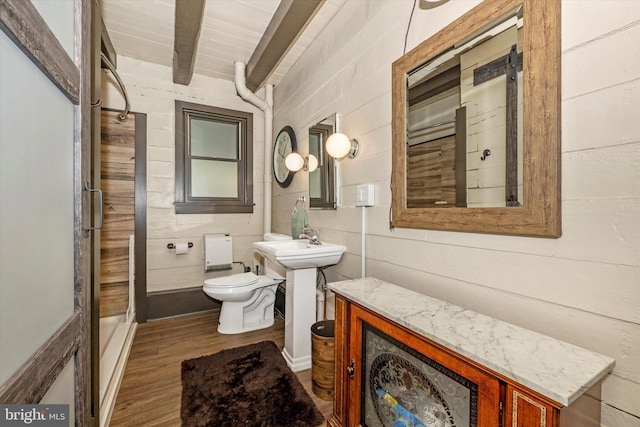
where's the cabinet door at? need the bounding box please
[504,385,559,427]
[329,295,349,427]
[349,304,502,427]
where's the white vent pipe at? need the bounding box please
[361,206,366,278]
[234,61,273,234]
[316,288,325,321]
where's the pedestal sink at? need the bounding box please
[253,239,346,372]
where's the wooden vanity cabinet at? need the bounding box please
[329,295,563,427]
[504,385,559,427]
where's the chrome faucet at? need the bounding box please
[299,227,321,245]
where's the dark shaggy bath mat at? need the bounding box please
[181,341,324,427]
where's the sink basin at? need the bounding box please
[253,239,346,269]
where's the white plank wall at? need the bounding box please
[102,57,267,292]
[272,1,640,426]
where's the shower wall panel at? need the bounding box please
[100,110,136,317]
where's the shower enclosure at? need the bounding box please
[91,9,147,425]
[95,107,146,426]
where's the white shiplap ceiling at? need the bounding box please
[101,0,345,87]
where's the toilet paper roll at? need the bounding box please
[174,242,189,255]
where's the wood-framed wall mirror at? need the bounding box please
[391,0,561,237]
[309,114,336,209]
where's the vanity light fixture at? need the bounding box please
[419,0,450,9]
[326,132,359,159]
[285,152,318,172]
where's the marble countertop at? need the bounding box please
[328,277,615,406]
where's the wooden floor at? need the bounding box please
[109,311,333,426]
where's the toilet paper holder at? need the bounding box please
[167,242,193,250]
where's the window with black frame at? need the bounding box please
[174,100,253,214]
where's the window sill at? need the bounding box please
[174,202,254,214]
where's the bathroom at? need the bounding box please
[0,0,638,426]
[98,1,638,425]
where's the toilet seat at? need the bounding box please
[204,272,259,289]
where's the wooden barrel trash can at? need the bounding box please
[311,320,335,400]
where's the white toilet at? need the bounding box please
[202,233,291,334]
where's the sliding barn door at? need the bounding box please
[0,0,93,425]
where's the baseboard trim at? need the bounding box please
[147,287,220,320]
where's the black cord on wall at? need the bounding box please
[393,0,418,231]
[317,267,327,291]
[404,0,418,54]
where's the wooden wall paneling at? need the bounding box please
[101,180,134,199]
[100,283,130,317]
[100,110,135,318]
[440,136,456,202]
[407,143,440,202]
[101,260,129,285]
[99,109,147,321]
[407,135,456,207]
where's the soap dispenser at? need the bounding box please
[291,197,308,239]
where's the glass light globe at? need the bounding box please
[326,132,352,159]
[285,152,304,172]
[307,154,318,172]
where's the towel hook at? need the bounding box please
[480,149,491,161]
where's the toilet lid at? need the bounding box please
[204,272,259,288]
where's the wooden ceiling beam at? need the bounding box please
[173,0,206,86]
[245,0,324,92]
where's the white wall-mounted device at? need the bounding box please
[356,184,375,207]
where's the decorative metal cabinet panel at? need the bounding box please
[362,324,478,427]
[336,302,502,427]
